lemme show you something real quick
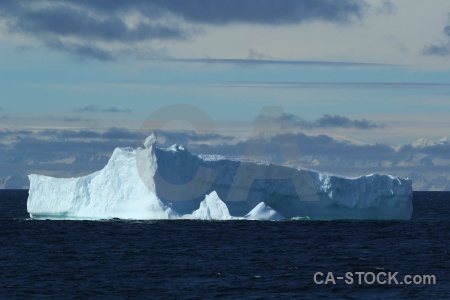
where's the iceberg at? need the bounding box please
[185,191,233,220]
[27,134,413,220]
[244,202,285,220]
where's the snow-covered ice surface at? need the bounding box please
[27,134,413,220]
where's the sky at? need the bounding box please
[1,0,450,190]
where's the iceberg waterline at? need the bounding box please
[27,134,413,220]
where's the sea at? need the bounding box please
[0,190,448,299]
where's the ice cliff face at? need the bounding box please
[28,134,177,220]
[27,134,413,220]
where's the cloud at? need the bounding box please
[75,105,132,113]
[0,127,144,169]
[154,0,367,25]
[445,25,450,37]
[44,0,368,25]
[247,49,272,60]
[102,127,141,140]
[170,58,387,67]
[229,81,443,89]
[61,116,94,123]
[0,129,33,139]
[423,22,450,57]
[154,130,235,147]
[44,115,96,123]
[39,127,142,140]
[423,43,450,57]
[0,0,369,60]
[314,114,384,129]
[9,4,185,42]
[39,129,101,140]
[375,0,397,15]
[0,127,141,144]
[45,39,116,61]
[417,144,450,159]
[256,113,384,130]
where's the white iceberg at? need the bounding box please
[185,191,233,220]
[244,202,285,220]
[27,134,413,220]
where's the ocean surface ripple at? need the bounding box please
[0,191,449,299]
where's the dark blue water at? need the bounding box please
[0,191,449,299]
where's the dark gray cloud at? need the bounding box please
[376,0,397,15]
[0,129,33,139]
[423,22,450,57]
[39,129,101,140]
[39,127,141,141]
[102,127,141,140]
[256,113,384,130]
[3,138,123,165]
[44,115,97,123]
[61,116,94,123]
[417,144,450,159]
[42,0,368,25]
[314,114,384,129]
[45,39,115,61]
[247,49,272,60]
[154,130,235,147]
[171,58,387,67]
[1,0,369,60]
[0,127,143,168]
[445,25,450,37]
[0,127,141,143]
[423,43,450,57]
[75,105,132,113]
[9,5,185,42]
[232,81,445,88]
[151,0,367,25]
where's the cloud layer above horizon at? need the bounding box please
[1,126,449,190]
[257,113,384,130]
[0,0,368,60]
[0,0,449,68]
